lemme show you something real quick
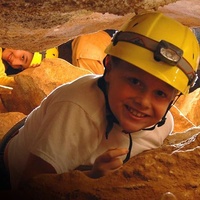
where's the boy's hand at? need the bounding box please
[89,148,128,178]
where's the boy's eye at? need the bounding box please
[130,78,140,85]
[156,90,166,98]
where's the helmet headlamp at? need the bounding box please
[154,40,183,65]
[112,31,197,87]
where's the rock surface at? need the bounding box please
[1,0,200,199]
[3,127,200,200]
[1,0,200,52]
[0,112,26,141]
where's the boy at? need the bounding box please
[1,12,199,189]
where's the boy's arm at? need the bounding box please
[19,148,127,188]
[19,153,56,189]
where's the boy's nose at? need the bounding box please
[134,92,151,108]
[12,58,23,65]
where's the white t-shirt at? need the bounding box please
[7,74,174,188]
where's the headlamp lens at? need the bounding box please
[155,40,183,66]
[160,48,180,63]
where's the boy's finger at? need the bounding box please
[102,148,128,162]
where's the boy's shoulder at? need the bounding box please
[49,74,103,102]
[46,74,105,114]
[62,74,101,91]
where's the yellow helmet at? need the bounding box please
[30,47,58,66]
[105,12,199,94]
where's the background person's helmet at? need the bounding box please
[30,47,58,66]
[105,12,200,94]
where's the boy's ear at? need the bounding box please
[104,55,112,73]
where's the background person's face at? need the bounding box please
[2,48,33,70]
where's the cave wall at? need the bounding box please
[1,1,200,199]
[0,0,181,52]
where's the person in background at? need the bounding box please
[57,29,116,74]
[0,48,32,86]
[0,29,116,86]
[0,12,199,190]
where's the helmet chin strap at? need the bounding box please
[122,95,180,163]
[142,112,168,131]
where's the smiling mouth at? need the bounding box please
[126,105,147,118]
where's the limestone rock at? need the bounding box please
[173,89,200,127]
[15,128,200,200]
[0,99,7,113]
[170,105,195,133]
[0,112,26,141]
[0,58,92,115]
[1,1,200,199]
[0,0,193,52]
[158,0,200,26]
[1,0,200,53]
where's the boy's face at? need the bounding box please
[104,57,177,133]
[2,48,33,70]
